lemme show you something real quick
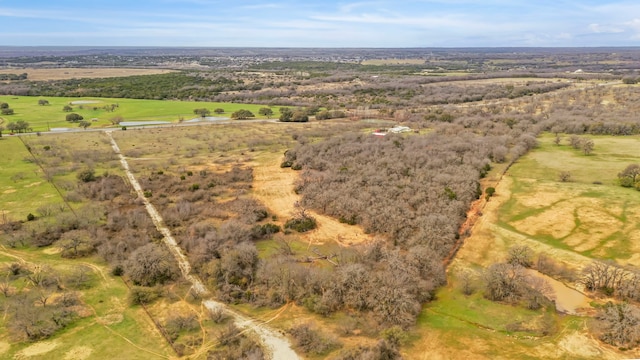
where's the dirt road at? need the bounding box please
[106,131,299,360]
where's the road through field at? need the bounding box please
[106,131,299,360]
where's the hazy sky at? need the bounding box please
[1,0,640,47]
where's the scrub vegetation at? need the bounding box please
[1,47,640,359]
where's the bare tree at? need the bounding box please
[125,243,179,286]
[596,302,640,347]
[484,263,527,302]
[558,171,572,182]
[507,245,533,268]
[581,138,594,155]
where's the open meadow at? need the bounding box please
[0,95,283,132]
[412,133,640,359]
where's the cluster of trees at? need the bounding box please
[0,73,27,81]
[194,108,211,117]
[258,107,273,118]
[0,263,91,341]
[5,72,244,100]
[279,107,308,122]
[66,113,84,122]
[566,134,595,155]
[618,164,640,190]
[579,260,640,348]
[580,260,640,301]
[5,120,30,133]
[230,109,255,120]
[315,109,346,120]
[1,101,14,115]
[285,131,496,249]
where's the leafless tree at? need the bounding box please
[507,245,533,268]
[596,302,640,347]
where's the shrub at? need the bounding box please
[66,113,83,122]
[129,286,160,305]
[111,265,124,276]
[289,323,342,355]
[231,109,255,120]
[77,168,96,183]
[252,223,281,238]
[285,216,317,233]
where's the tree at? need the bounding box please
[78,120,91,130]
[507,245,533,268]
[1,108,14,115]
[76,168,96,183]
[38,99,49,106]
[0,102,8,109]
[63,105,73,112]
[559,171,572,182]
[484,263,526,302]
[109,115,123,125]
[59,231,93,258]
[125,243,178,286]
[597,302,640,347]
[66,113,83,122]
[569,135,581,149]
[7,121,29,133]
[214,108,225,114]
[193,108,211,117]
[581,138,594,155]
[258,107,273,118]
[231,109,255,120]
[292,111,309,122]
[618,164,640,188]
[279,108,293,122]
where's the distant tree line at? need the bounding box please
[0,72,244,100]
[0,73,27,81]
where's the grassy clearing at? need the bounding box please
[0,137,63,221]
[500,134,640,263]
[409,133,640,360]
[0,95,285,132]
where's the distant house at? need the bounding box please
[388,125,411,134]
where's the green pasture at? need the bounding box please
[407,268,597,360]
[0,136,64,221]
[499,133,640,261]
[0,95,284,132]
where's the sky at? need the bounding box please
[1,0,640,47]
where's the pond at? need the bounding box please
[525,269,591,315]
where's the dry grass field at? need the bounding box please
[0,68,175,81]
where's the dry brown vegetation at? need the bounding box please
[3,48,640,358]
[0,68,174,81]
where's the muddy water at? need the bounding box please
[526,269,590,314]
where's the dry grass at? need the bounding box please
[0,68,175,81]
[251,153,372,247]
